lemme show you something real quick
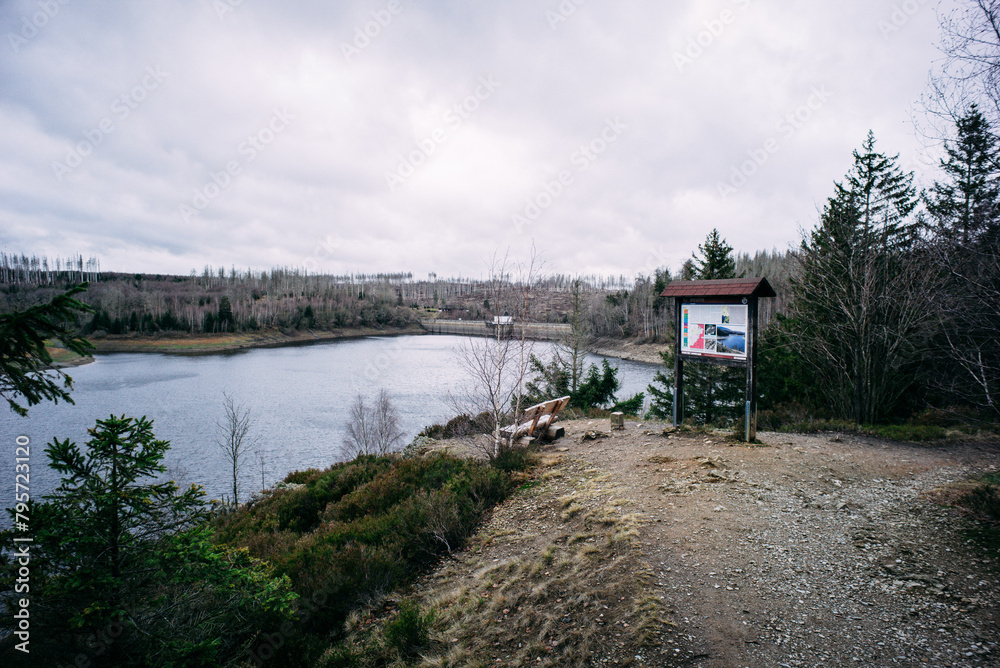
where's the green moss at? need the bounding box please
[866,424,947,442]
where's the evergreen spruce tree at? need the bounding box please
[926,104,1000,243]
[793,132,932,423]
[217,295,235,332]
[645,348,676,420]
[5,415,296,666]
[925,106,1000,418]
[648,229,741,424]
[691,228,736,279]
[1,284,93,416]
[688,229,741,423]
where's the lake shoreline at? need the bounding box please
[6,335,662,508]
[590,338,667,365]
[88,324,428,355]
[83,327,668,366]
[47,345,97,369]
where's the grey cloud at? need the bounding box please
[0,0,954,277]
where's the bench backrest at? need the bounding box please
[520,395,571,435]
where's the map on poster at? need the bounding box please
[681,303,748,361]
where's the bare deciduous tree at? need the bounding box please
[253,443,269,494]
[932,244,1000,417]
[453,249,541,459]
[342,389,405,458]
[919,0,1000,139]
[924,106,1000,419]
[558,278,592,393]
[216,391,258,505]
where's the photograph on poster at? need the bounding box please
[681,303,747,360]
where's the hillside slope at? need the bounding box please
[390,420,999,667]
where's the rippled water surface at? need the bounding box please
[1,335,659,511]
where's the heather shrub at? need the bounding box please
[383,601,434,658]
[960,473,1000,521]
[492,444,536,472]
[214,452,515,642]
[419,411,494,439]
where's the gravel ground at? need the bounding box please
[575,422,1000,667]
[418,420,999,667]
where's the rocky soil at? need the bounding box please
[411,420,1000,667]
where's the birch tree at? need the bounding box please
[454,250,539,459]
[342,389,405,457]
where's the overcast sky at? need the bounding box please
[0,0,953,279]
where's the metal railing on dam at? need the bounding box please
[418,320,570,341]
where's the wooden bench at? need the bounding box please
[501,395,571,440]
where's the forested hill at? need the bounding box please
[0,254,795,341]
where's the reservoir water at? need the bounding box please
[1,335,660,515]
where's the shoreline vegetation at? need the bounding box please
[47,326,669,366]
[88,324,427,354]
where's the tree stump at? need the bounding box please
[610,412,625,430]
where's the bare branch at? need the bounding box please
[453,248,544,459]
[342,388,405,458]
[215,391,258,505]
[917,0,1000,142]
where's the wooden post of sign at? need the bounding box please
[744,297,758,442]
[673,298,684,428]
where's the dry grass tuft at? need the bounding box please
[385,455,679,667]
[308,428,695,666]
[537,453,565,468]
[561,501,584,521]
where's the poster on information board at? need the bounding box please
[680,303,748,361]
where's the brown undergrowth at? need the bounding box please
[328,453,677,667]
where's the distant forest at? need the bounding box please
[0,250,793,341]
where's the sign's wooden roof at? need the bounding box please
[660,277,776,299]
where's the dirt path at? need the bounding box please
[578,422,999,667]
[415,420,1000,667]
